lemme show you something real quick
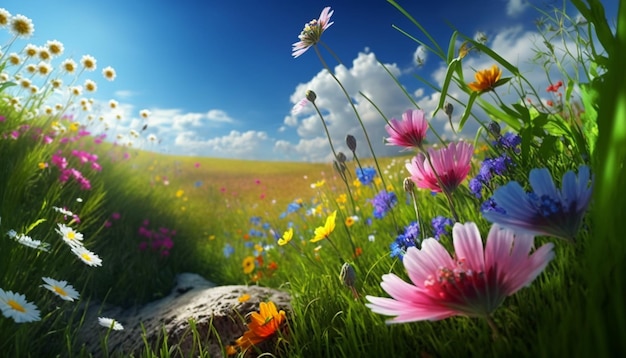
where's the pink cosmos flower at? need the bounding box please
[292,7,334,58]
[366,222,554,323]
[406,141,473,193]
[385,109,428,150]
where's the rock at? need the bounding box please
[78,273,291,357]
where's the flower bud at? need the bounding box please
[487,121,501,137]
[340,262,356,287]
[403,177,415,193]
[346,134,357,152]
[336,152,347,163]
[444,102,453,118]
[305,90,317,103]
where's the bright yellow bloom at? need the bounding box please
[311,210,337,242]
[175,189,184,198]
[278,228,293,246]
[352,178,362,188]
[311,179,325,188]
[242,256,255,274]
[468,64,502,92]
[336,193,347,204]
[238,293,251,303]
[345,216,355,227]
[229,301,286,354]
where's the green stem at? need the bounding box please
[423,149,460,222]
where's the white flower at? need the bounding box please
[71,245,102,267]
[98,317,123,330]
[0,288,41,323]
[53,206,74,217]
[56,223,84,248]
[41,277,80,301]
[15,234,50,252]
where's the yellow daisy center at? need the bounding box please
[67,231,75,240]
[12,20,31,35]
[8,299,26,312]
[81,253,92,262]
[53,286,68,296]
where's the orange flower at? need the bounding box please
[242,256,255,274]
[468,64,502,93]
[235,302,286,351]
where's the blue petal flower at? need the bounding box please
[481,165,593,241]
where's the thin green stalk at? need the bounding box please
[313,44,390,192]
[423,149,460,222]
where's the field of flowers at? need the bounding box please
[1,1,624,357]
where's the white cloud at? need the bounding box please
[113,89,138,99]
[413,45,428,66]
[506,0,527,17]
[173,130,274,158]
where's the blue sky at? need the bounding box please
[0,0,618,161]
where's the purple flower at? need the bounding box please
[431,216,454,239]
[292,7,334,58]
[370,190,397,219]
[390,222,421,260]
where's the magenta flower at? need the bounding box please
[366,222,554,323]
[385,109,428,150]
[292,7,334,58]
[406,142,473,193]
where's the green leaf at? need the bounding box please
[458,91,478,131]
[446,31,458,64]
[434,58,460,118]
[25,218,47,235]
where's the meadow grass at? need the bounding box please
[0,1,624,357]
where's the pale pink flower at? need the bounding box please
[385,109,428,150]
[406,141,473,193]
[366,222,554,323]
[292,7,334,58]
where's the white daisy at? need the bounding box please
[0,288,41,323]
[55,223,84,248]
[71,245,102,267]
[98,317,123,330]
[15,234,50,252]
[53,206,74,216]
[41,277,80,301]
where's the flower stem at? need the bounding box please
[423,149,460,222]
[485,315,501,340]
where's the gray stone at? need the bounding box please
[78,273,291,357]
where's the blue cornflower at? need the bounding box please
[482,165,593,242]
[431,216,453,239]
[495,132,522,152]
[356,166,377,185]
[249,216,262,226]
[390,222,420,260]
[469,177,484,198]
[222,244,234,258]
[370,190,397,219]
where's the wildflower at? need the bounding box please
[291,97,309,115]
[98,317,123,330]
[431,216,454,239]
[406,142,474,193]
[482,165,593,242]
[0,288,41,323]
[56,223,84,248]
[385,109,429,150]
[61,59,77,73]
[366,222,555,323]
[14,234,50,252]
[84,79,97,92]
[292,7,334,58]
[345,215,358,228]
[37,62,52,76]
[356,166,377,185]
[546,80,563,93]
[390,221,420,260]
[102,66,116,81]
[346,134,357,153]
[468,64,502,93]
[310,210,337,242]
[38,48,51,61]
[242,256,256,274]
[495,132,522,152]
[41,277,80,301]
[9,14,35,38]
[24,44,38,57]
[8,52,21,65]
[46,40,64,56]
[140,109,150,119]
[340,262,359,299]
[278,228,293,246]
[229,301,287,353]
[238,293,251,303]
[71,245,102,267]
[0,8,10,27]
[81,55,97,71]
[370,190,397,219]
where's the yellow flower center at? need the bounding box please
[12,20,31,35]
[81,253,92,262]
[53,286,68,296]
[67,231,75,240]
[7,299,26,312]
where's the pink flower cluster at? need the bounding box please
[137,220,176,257]
[49,149,102,190]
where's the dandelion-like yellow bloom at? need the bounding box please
[468,64,502,93]
[238,293,251,303]
[69,122,80,132]
[242,256,256,274]
[311,210,337,242]
[10,14,34,38]
[278,228,293,246]
[345,216,355,228]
